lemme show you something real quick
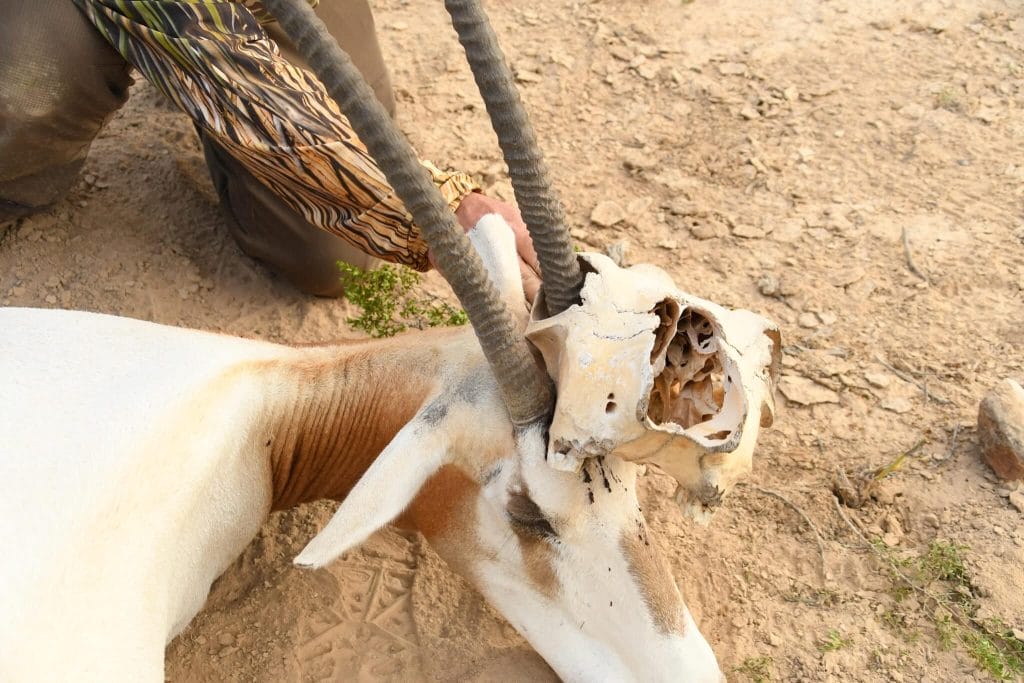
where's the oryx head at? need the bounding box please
[526,253,782,522]
[264,0,775,678]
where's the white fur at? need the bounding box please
[0,309,285,681]
[0,216,724,682]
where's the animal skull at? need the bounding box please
[527,253,781,521]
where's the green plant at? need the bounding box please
[874,540,1024,680]
[338,262,467,338]
[934,86,964,112]
[818,629,851,652]
[733,656,773,682]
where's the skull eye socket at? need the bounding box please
[507,493,557,539]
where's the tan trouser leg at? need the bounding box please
[201,0,396,297]
[0,0,132,220]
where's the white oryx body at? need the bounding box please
[0,220,725,682]
[1,311,284,680]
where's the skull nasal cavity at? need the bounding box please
[651,299,681,363]
[606,392,617,414]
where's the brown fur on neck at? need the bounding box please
[263,329,463,510]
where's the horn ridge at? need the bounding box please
[444,0,583,316]
[260,0,551,425]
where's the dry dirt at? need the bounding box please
[2,0,1024,680]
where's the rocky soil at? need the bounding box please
[2,0,1023,680]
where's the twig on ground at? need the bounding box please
[901,227,929,283]
[745,484,828,582]
[832,492,869,543]
[873,354,952,405]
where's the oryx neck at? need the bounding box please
[264,333,446,510]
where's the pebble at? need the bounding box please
[779,375,840,405]
[797,312,819,329]
[757,274,780,297]
[717,61,748,76]
[605,240,629,267]
[590,201,626,227]
[732,223,767,239]
[740,105,761,120]
[817,311,838,326]
[864,371,891,388]
[636,62,660,80]
[1009,491,1024,515]
[978,379,1024,481]
[881,397,913,414]
[218,632,235,646]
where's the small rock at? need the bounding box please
[1009,491,1024,515]
[767,631,783,647]
[717,61,748,76]
[672,101,693,119]
[757,274,780,297]
[570,226,590,240]
[44,294,57,305]
[605,240,629,267]
[882,514,904,540]
[922,513,940,529]
[881,397,913,414]
[797,312,819,329]
[779,376,840,405]
[732,223,768,239]
[828,266,865,288]
[817,311,838,326]
[657,239,678,250]
[978,379,1024,481]
[218,632,235,646]
[590,201,626,227]
[864,372,891,388]
[610,45,633,62]
[882,532,901,547]
[621,148,657,171]
[687,217,728,240]
[636,62,660,80]
[739,105,760,120]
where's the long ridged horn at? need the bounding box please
[445,0,583,316]
[261,0,551,425]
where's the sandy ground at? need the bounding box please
[2,0,1024,680]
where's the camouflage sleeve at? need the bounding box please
[72,0,479,271]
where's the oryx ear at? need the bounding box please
[294,414,449,568]
[467,214,529,324]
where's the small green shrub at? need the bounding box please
[818,629,851,652]
[733,656,773,682]
[338,262,467,338]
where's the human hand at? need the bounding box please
[449,192,542,304]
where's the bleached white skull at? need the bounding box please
[527,253,781,521]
